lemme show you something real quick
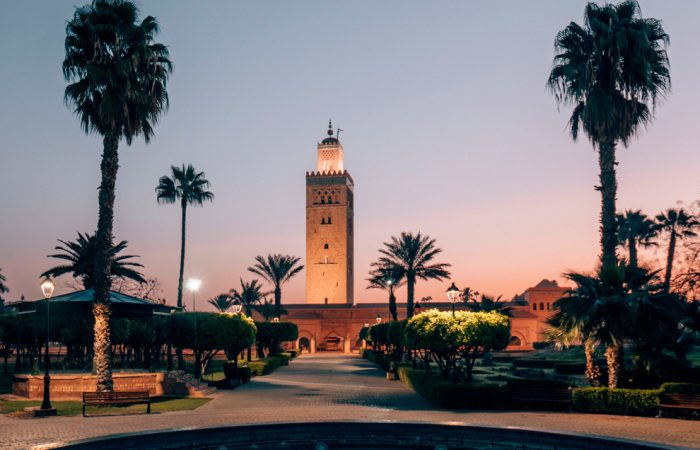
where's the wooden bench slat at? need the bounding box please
[82,391,151,416]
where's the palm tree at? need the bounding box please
[255,297,288,322]
[617,210,657,273]
[655,208,700,292]
[41,232,145,289]
[229,278,265,317]
[230,278,265,360]
[63,0,171,392]
[248,254,303,316]
[548,1,670,269]
[367,267,405,321]
[207,294,233,312]
[372,232,451,319]
[549,267,631,388]
[466,294,513,317]
[156,164,214,310]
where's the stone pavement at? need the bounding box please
[0,354,697,449]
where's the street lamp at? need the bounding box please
[272,317,280,323]
[36,277,56,416]
[446,282,460,317]
[376,314,382,324]
[231,303,242,314]
[186,278,201,312]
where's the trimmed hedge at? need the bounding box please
[532,342,551,350]
[507,378,574,389]
[397,366,507,409]
[660,382,700,394]
[248,356,283,376]
[512,359,557,369]
[572,387,660,416]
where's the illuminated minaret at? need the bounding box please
[305,122,354,304]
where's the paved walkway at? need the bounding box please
[0,354,698,449]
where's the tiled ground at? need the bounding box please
[1,354,697,449]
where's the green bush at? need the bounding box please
[238,366,252,384]
[255,322,299,357]
[273,352,292,365]
[248,356,283,376]
[397,366,507,409]
[572,387,660,416]
[554,362,586,375]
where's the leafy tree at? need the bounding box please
[248,254,303,316]
[254,321,298,358]
[655,208,700,292]
[229,278,266,317]
[41,232,145,289]
[548,1,670,269]
[63,0,172,392]
[617,210,657,273]
[372,232,450,319]
[207,294,233,312]
[112,276,165,303]
[367,267,404,321]
[171,312,255,378]
[0,268,8,310]
[454,310,510,381]
[156,164,214,309]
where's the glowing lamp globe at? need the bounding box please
[231,304,242,314]
[446,282,460,303]
[40,278,55,299]
[186,278,201,292]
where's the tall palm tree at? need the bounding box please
[156,164,214,310]
[367,267,405,321]
[63,0,171,392]
[655,208,700,292]
[372,232,451,319]
[617,210,657,273]
[207,294,233,312]
[548,1,670,269]
[41,232,145,289]
[229,278,265,317]
[248,254,303,316]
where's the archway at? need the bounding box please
[321,332,343,351]
[299,337,310,353]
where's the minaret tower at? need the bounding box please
[305,121,354,304]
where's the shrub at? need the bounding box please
[255,322,299,357]
[532,341,551,350]
[273,352,292,365]
[238,366,252,384]
[554,362,586,375]
[397,365,508,409]
[507,378,574,389]
[572,387,660,416]
[248,356,283,376]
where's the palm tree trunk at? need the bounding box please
[598,142,618,269]
[406,274,415,319]
[389,290,397,321]
[274,286,281,317]
[584,341,601,386]
[663,231,676,293]
[176,202,187,369]
[628,237,638,272]
[605,343,621,389]
[93,132,119,392]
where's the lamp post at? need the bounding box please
[36,277,56,417]
[446,282,460,317]
[186,278,201,312]
[231,303,242,314]
[272,317,280,323]
[376,314,382,324]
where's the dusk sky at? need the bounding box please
[1,1,699,310]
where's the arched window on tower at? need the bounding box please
[327,216,332,224]
[533,303,537,311]
[539,302,545,311]
[327,195,332,203]
[321,197,325,204]
[324,243,329,249]
[321,218,326,225]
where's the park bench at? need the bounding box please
[659,392,700,416]
[508,386,572,411]
[82,390,151,417]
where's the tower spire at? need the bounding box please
[328,120,333,137]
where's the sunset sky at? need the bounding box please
[1,1,699,310]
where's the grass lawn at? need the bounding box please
[0,396,211,417]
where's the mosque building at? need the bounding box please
[281,124,566,353]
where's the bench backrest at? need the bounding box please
[83,391,150,401]
[661,393,700,405]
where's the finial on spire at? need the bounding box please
[328,120,333,136]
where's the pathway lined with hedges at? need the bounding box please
[0,354,697,449]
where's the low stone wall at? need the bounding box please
[12,372,167,400]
